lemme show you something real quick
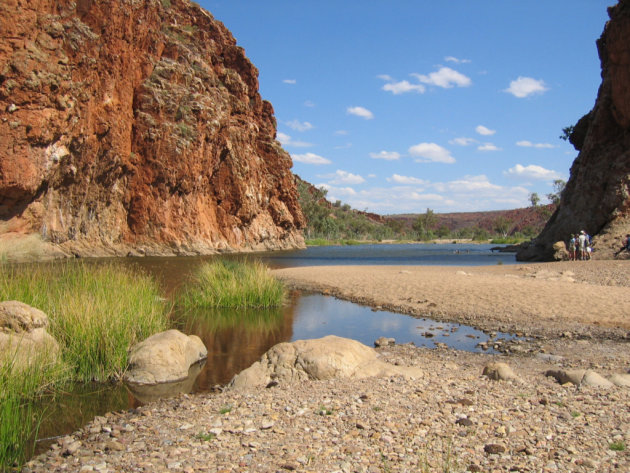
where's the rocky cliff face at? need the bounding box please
[0,0,305,259]
[518,0,630,261]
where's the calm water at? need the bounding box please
[35,243,519,451]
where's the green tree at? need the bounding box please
[559,125,574,141]
[493,216,513,238]
[529,192,540,207]
[546,179,566,205]
[412,208,437,241]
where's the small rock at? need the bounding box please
[484,443,506,455]
[482,362,519,381]
[374,337,395,348]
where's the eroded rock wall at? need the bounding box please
[0,0,305,259]
[517,0,630,261]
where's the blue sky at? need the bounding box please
[200,0,613,215]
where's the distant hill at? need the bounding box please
[296,175,552,240]
[389,206,554,237]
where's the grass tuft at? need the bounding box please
[0,262,169,382]
[177,260,286,309]
[0,347,68,469]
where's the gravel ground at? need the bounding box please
[23,342,630,473]
[23,261,630,473]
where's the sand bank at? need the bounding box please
[273,260,630,339]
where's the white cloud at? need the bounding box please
[382,80,426,95]
[439,175,503,193]
[377,74,394,81]
[408,142,455,164]
[504,77,548,98]
[291,152,331,165]
[334,143,352,150]
[388,174,427,185]
[277,132,312,148]
[475,125,496,136]
[477,143,501,151]
[334,130,348,136]
[347,106,374,120]
[321,169,366,185]
[504,164,563,181]
[413,67,472,88]
[444,56,471,64]
[285,119,314,132]
[318,183,357,197]
[370,150,401,160]
[322,175,532,214]
[516,140,555,149]
[283,79,296,84]
[304,100,316,107]
[450,137,477,146]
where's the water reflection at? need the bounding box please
[172,296,297,388]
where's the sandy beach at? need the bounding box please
[24,260,630,473]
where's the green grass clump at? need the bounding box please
[0,262,169,382]
[609,441,626,451]
[177,260,286,309]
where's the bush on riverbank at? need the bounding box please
[177,260,286,309]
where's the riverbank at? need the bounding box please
[273,261,630,340]
[23,261,630,472]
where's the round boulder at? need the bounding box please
[124,329,207,385]
[229,335,423,390]
[0,300,60,368]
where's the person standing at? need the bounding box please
[568,234,576,261]
[578,231,587,260]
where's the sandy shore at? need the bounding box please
[24,261,630,473]
[273,261,630,339]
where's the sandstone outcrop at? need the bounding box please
[123,329,207,385]
[518,0,630,261]
[228,335,424,390]
[0,0,305,260]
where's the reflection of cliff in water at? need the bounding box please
[173,291,299,389]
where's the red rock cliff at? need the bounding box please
[0,0,305,259]
[517,0,630,261]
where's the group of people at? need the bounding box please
[567,232,630,260]
[567,230,592,261]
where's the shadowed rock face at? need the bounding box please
[518,0,630,261]
[0,0,305,258]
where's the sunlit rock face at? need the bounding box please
[0,0,305,259]
[517,0,630,261]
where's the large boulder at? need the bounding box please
[0,300,60,368]
[124,330,207,385]
[228,335,423,390]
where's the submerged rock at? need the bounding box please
[124,329,207,385]
[228,335,423,390]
